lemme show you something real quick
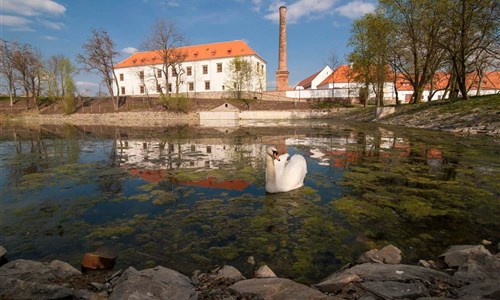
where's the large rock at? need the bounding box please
[360,281,429,298]
[439,245,491,268]
[0,259,90,300]
[315,263,460,293]
[453,253,500,282]
[458,279,500,299]
[255,264,277,278]
[109,266,198,300]
[229,278,328,300]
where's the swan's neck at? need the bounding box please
[266,156,278,192]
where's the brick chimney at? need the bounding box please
[276,6,289,91]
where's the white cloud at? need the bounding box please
[122,47,139,54]
[40,20,65,30]
[264,0,338,23]
[41,35,58,40]
[1,0,66,17]
[335,0,376,19]
[167,1,180,7]
[0,15,34,31]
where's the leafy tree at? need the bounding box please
[77,29,120,110]
[46,55,76,114]
[142,19,187,102]
[348,11,393,107]
[225,56,254,107]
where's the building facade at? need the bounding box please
[113,40,267,98]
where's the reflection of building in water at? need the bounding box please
[116,138,264,170]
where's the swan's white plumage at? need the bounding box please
[265,146,307,193]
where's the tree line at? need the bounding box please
[347,0,499,106]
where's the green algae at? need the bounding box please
[86,226,135,239]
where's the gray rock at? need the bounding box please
[0,259,89,300]
[439,245,491,268]
[453,254,500,282]
[314,273,360,293]
[458,279,500,299]
[229,278,327,300]
[109,266,198,300]
[315,263,460,293]
[215,265,245,282]
[0,246,6,258]
[357,249,379,264]
[360,281,429,298]
[254,264,277,278]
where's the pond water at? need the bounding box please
[1,120,499,284]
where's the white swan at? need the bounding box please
[265,146,307,193]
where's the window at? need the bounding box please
[157,70,162,78]
[119,73,124,81]
[187,66,192,76]
[168,83,172,92]
[140,85,145,94]
[188,82,194,91]
[205,81,210,90]
[172,68,177,77]
[156,84,161,93]
[121,87,125,95]
[257,62,260,70]
[222,85,225,91]
[139,71,144,80]
[203,65,208,74]
[261,65,264,74]
[217,63,222,73]
[206,146,212,153]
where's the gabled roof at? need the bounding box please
[318,65,355,86]
[296,70,321,89]
[115,40,265,69]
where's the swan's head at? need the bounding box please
[266,146,280,161]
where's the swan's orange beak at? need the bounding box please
[273,150,280,161]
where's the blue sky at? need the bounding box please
[0,0,376,95]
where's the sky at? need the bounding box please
[0,0,376,95]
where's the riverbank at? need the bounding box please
[1,243,499,299]
[1,95,498,135]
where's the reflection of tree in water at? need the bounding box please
[98,137,123,194]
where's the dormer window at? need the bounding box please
[227,49,232,54]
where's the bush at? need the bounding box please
[158,94,192,113]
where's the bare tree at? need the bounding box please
[325,49,342,99]
[439,0,500,99]
[12,43,44,110]
[76,29,120,110]
[142,19,187,103]
[0,39,19,106]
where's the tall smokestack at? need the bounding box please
[276,5,289,91]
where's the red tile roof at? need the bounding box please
[296,70,321,89]
[318,65,356,86]
[115,40,265,69]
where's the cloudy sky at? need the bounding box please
[0,0,376,94]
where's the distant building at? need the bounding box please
[113,40,266,98]
[288,64,500,103]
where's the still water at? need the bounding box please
[1,120,499,283]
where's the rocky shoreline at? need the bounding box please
[1,243,499,299]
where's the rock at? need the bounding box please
[229,278,327,300]
[453,254,500,282]
[376,245,402,264]
[82,251,117,270]
[0,246,6,258]
[255,264,277,278]
[215,265,246,281]
[0,259,90,300]
[315,263,460,293]
[247,256,255,265]
[360,281,429,298]
[439,245,491,268]
[482,239,492,246]
[458,279,500,299]
[109,266,198,300]
[356,245,402,264]
[314,273,360,293]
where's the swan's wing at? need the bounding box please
[277,154,307,191]
[274,153,289,178]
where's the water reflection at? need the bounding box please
[0,122,498,284]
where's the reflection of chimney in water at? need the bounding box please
[276,5,289,91]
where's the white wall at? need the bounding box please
[113,55,266,96]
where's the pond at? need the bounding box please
[1,120,499,284]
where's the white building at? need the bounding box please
[113,40,267,97]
